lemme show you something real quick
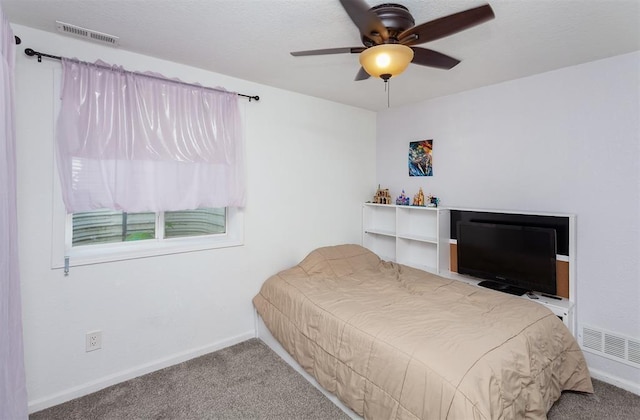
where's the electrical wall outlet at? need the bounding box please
[86,330,102,352]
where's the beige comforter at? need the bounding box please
[253,244,592,419]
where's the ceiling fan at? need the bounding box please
[291,0,495,81]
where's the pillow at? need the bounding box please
[298,244,381,277]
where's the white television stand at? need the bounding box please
[439,270,575,335]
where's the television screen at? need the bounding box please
[456,221,557,296]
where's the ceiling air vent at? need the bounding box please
[56,21,119,46]
[581,325,640,368]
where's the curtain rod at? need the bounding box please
[23,47,260,102]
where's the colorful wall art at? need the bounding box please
[409,140,433,177]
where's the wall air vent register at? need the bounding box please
[581,325,640,368]
[56,21,119,46]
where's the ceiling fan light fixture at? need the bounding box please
[359,44,414,80]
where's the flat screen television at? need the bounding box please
[456,221,557,296]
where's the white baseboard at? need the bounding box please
[28,331,255,414]
[255,313,361,420]
[589,368,640,396]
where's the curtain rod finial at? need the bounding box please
[24,48,42,62]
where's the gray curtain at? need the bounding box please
[0,7,28,419]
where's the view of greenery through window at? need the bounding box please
[72,208,226,246]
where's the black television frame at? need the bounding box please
[456,221,558,296]
[450,210,569,256]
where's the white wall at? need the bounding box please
[14,25,376,411]
[377,52,640,389]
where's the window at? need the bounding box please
[71,208,226,246]
[55,204,243,268]
[72,210,156,246]
[164,208,226,239]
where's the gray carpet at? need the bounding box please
[31,338,640,420]
[31,339,348,420]
[548,376,640,420]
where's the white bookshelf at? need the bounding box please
[362,203,449,274]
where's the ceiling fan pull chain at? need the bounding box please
[386,79,390,108]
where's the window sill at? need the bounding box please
[53,234,244,269]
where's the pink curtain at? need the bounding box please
[56,58,245,213]
[0,8,28,420]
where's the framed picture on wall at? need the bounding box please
[409,139,433,177]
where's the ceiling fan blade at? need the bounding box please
[411,47,460,70]
[339,0,389,43]
[355,67,370,81]
[399,4,494,46]
[291,47,365,56]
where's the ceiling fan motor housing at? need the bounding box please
[363,3,415,46]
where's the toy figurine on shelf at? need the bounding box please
[412,187,425,206]
[427,194,439,207]
[396,190,410,206]
[373,185,391,204]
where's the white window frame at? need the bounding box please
[50,69,244,270]
[52,200,244,269]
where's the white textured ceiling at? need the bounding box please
[3,0,639,111]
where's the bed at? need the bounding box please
[253,244,593,419]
